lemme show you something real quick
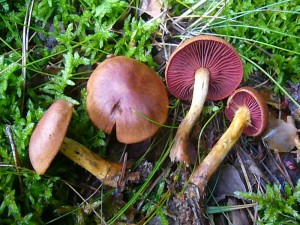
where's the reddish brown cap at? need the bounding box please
[166,35,243,101]
[86,56,169,144]
[29,100,73,174]
[225,87,269,136]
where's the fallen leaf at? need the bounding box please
[258,88,288,110]
[234,148,268,188]
[140,0,162,17]
[262,116,298,152]
[227,197,251,225]
[209,165,246,202]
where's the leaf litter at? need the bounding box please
[140,0,163,18]
[262,116,298,153]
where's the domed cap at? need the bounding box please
[166,35,243,101]
[225,87,269,136]
[86,56,169,144]
[29,100,73,174]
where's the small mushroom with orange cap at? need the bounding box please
[166,35,244,165]
[29,99,124,187]
[86,56,169,144]
[190,87,269,194]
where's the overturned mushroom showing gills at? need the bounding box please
[29,100,123,187]
[166,35,243,165]
[86,56,169,144]
[190,87,269,194]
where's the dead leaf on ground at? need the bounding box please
[262,116,298,152]
[209,165,246,203]
[140,0,162,17]
[208,165,251,225]
[234,147,269,190]
[258,88,288,110]
[227,197,251,225]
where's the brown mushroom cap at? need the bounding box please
[166,35,243,101]
[29,100,73,174]
[86,56,169,144]
[225,87,269,136]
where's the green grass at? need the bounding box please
[1,0,300,224]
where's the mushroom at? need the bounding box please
[29,99,123,187]
[29,99,73,175]
[190,87,269,194]
[86,56,169,144]
[166,35,243,165]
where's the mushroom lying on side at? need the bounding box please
[166,35,243,165]
[190,87,269,194]
[29,100,123,187]
[86,56,169,144]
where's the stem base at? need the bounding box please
[190,106,250,194]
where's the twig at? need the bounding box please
[117,152,128,192]
[21,0,34,113]
[62,180,107,225]
[136,164,171,211]
[244,40,274,58]
[274,152,294,188]
[236,149,252,193]
[5,125,23,191]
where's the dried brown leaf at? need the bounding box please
[258,88,288,110]
[227,197,251,225]
[140,0,162,17]
[262,116,298,152]
[209,165,246,202]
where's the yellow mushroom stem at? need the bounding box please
[60,137,123,188]
[169,67,210,165]
[190,106,251,194]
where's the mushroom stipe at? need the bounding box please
[29,55,170,187]
[166,35,243,165]
[60,137,123,187]
[29,100,125,188]
[190,87,269,195]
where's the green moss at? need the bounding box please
[237,180,300,224]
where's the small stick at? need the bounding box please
[5,125,23,191]
[21,0,34,113]
[117,152,128,192]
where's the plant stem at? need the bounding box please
[169,68,210,165]
[190,106,250,194]
[60,137,123,187]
